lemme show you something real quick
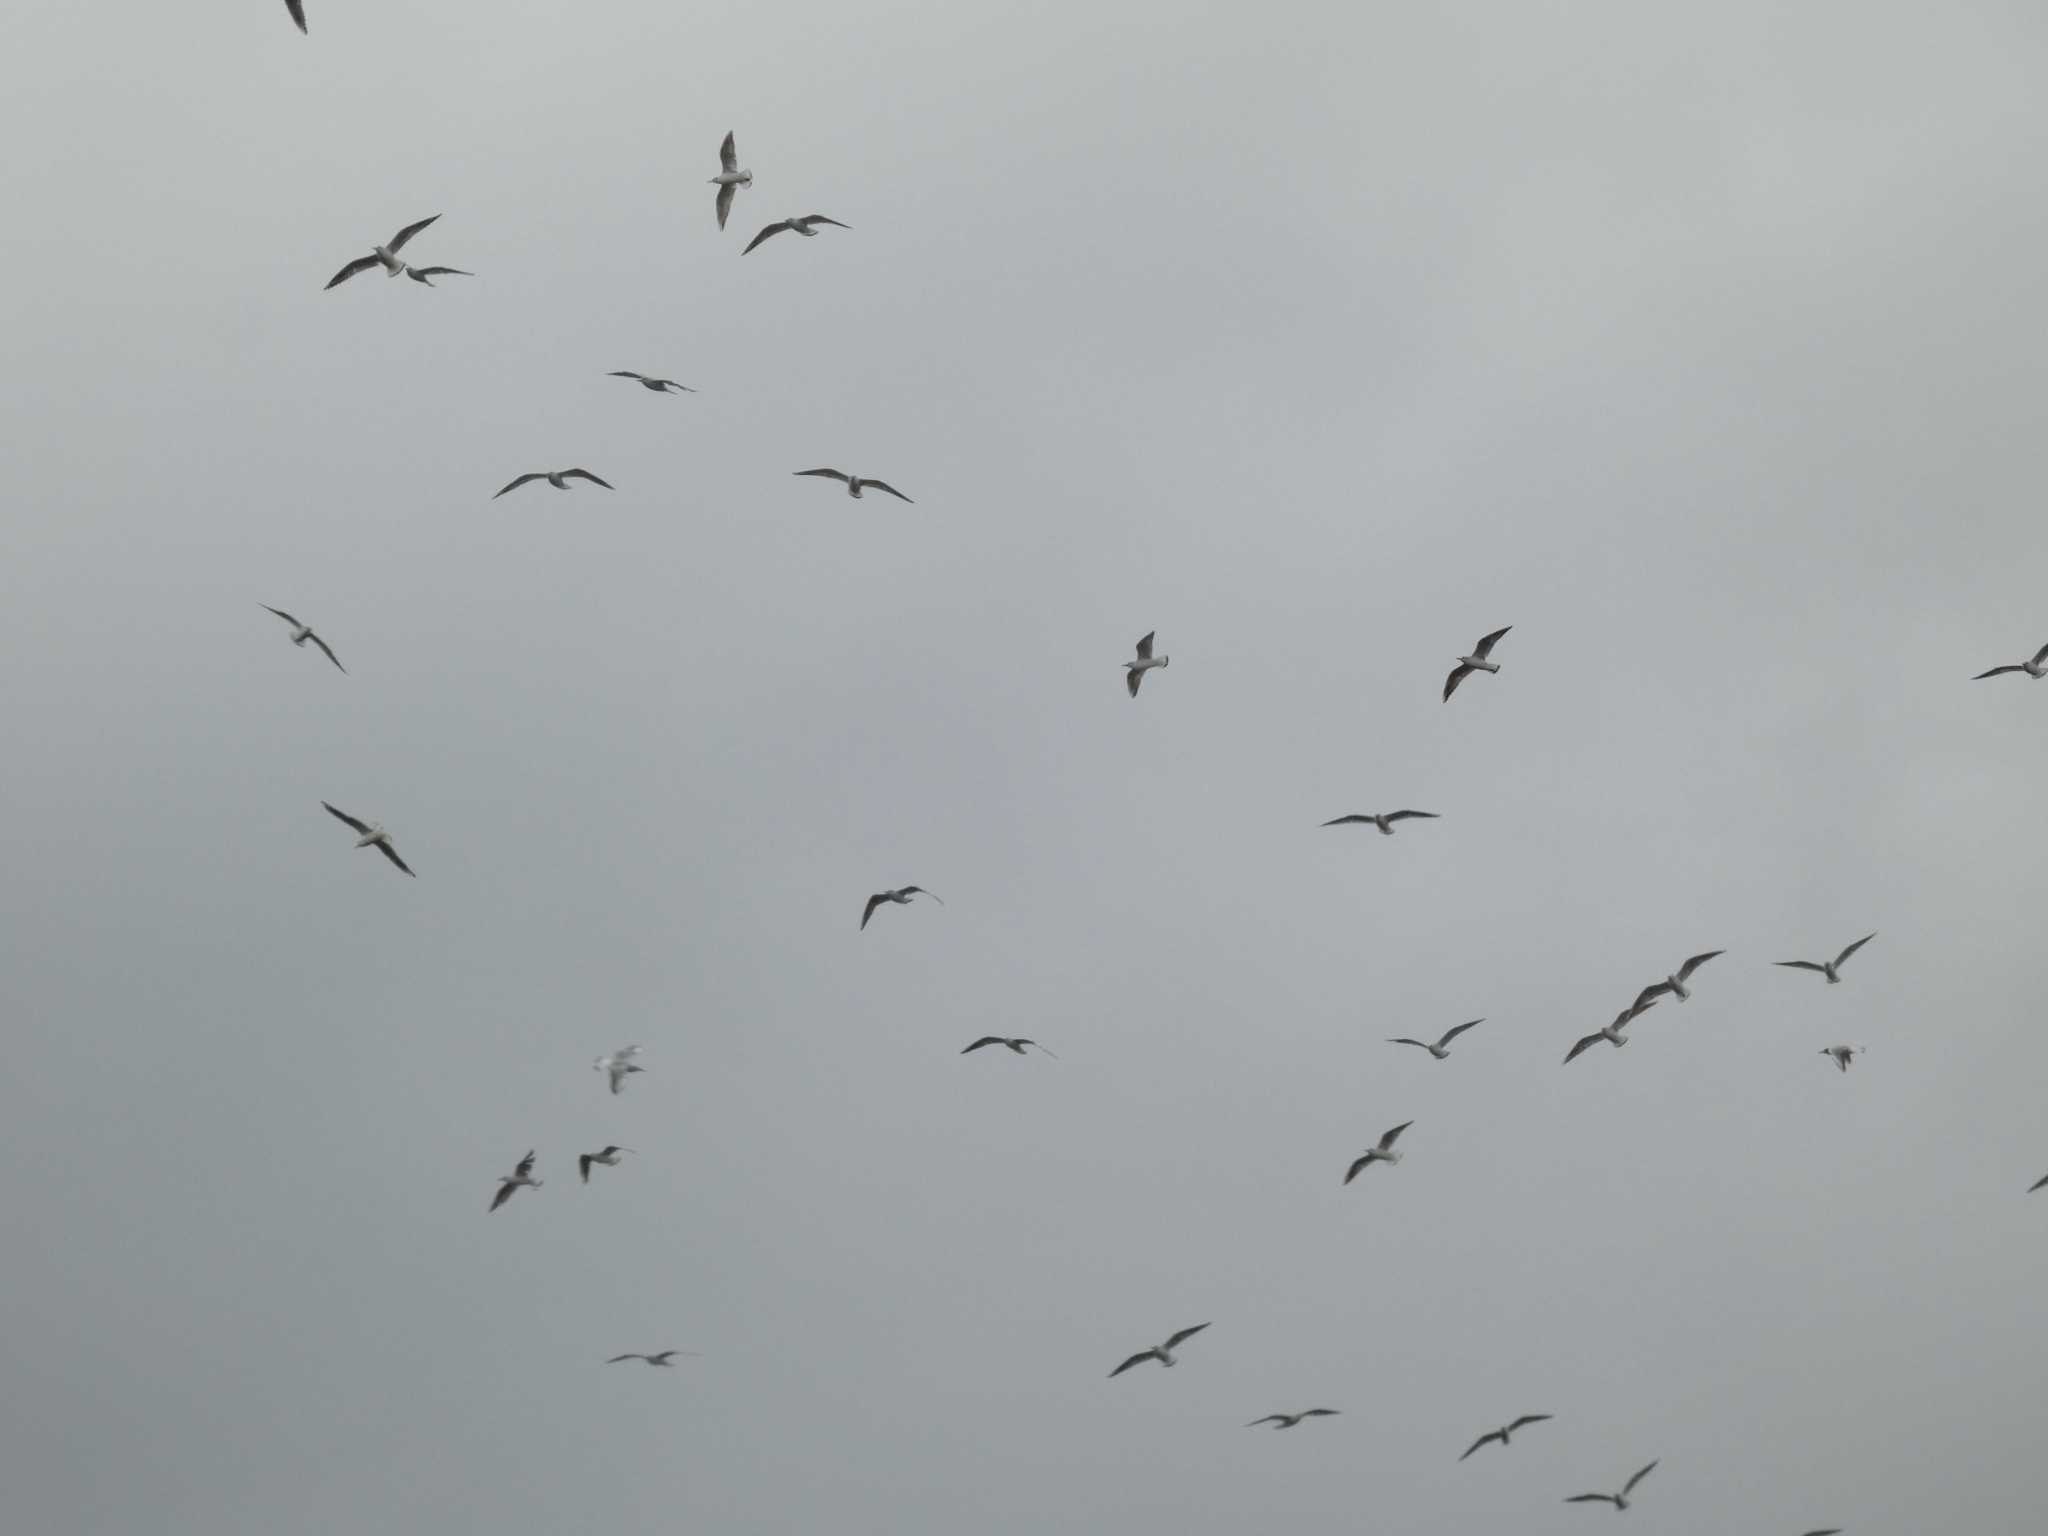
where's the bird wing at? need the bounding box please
[1972,665,2024,679]
[321,801,372,835]
[1565,1494,1619,1506]
[743,220,793,254]
[1344,1154,1376,1184]
[1506,1414,1553,1431]
[1387,1038,1431,1050]
[860,893,886,930]
[796,468,853,484]
[1442,663,1474,701]
[1622,1461,1658,1496]
[1378,1119,1413,1151]
[1126,667,1144,698]
[859,479,914,503]
[386,214,440,253]
[324,254,381,289]
[1162,1322,1210,1350]
[901,887,941,904]
[1459,1430,1504,1461]
[306,633,346,673]
[800,215,851,229]
[2033,643,2048,668]
[262,604,302,627]
[716,181,736,230]
[409,266,472,279]
[1136,630,1155,659]
[1384,810,1440,822]
[1321,815,1372,826]
[1437,1019,1484,1047]
[1025,1040,1059,1058]
[1798,1530,1844,1535]
[562,469,613,488]
[961,1037,1003,1054]
[489,1182,516,1212]
[1562,1033,1603,1065]
[285,0,307,32]
[1300,1408,1339,1417]
[493,473,545,498]
[1625,996,1661,1022]
[1472,625,1512,659]
[605,1354,643,1364]
[1108,1350,1159,1378]
[2030,1174,2048,1193]
[1834,932,1876,968]
[514,1150,536,1178]
[1633,982,1673,1011]
[1676,950,1724,981]
[375,840,415,877]
[719,130,738,173]
[609,371,647,381]
[1775,960,1828,973]
[1247,1415,1287,1427]
[579,1155,593,1183]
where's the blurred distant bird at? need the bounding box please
[1776,933,1876,984]
[494,468,613,499]
[402,265,472,286]
[743,214,849,254]
[594,1046,644,1095]
[261,605,345,673]
[1125,631,1169,697]
[321,801,413,876]
[1247,1409,1340,1429]
[1819,1044,1863,1073]
[1387,1020,1483,1060]
[1633,950,1724,1009]
[862,887,941,930]
[606,1350,698,1366]
[284,0,307,33]
[1344,1121,1412,1183]
[1566,1460,1658,1511]
[324,215,442,288]
[1563,999,1660,1065]
[710,132,752,230]
[1460,1413,1554,1461]
[608,371,695,394]
[1323,810,1439,836]
[579,1146,633,1183]
[1108,1322,1210,1377]
[489,1150,541,1212]
[961,1036,1057,1058]
[1796,1530,1843,1535]
[794,468,912,502]
[1972,643,2048,680]
[1443,625,1511,701]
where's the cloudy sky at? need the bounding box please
[4,2,2046,1531]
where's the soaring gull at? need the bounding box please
[261,605,345,673]
[1565,1460,1658,1511]
[1108,1322,1210,1378]
[1443,626,1511,702]
[1460,1413,1554,1461]
[324,215,442,289]
[1563,999,1660,1065]
[1633,950,1724,1009]
[606,1350,699,1366]
[1344,1120,1413,1183]
[961,1036,1058,1057]
[1125,631,1169,697]
[489,1150,541,1212]
[1322,810,1439,836]
[321,801,413,876]
[862,887,941,930]
[609,371,695,394]
[1247,1409,1340,1429]
[794,468,912,502]
[1972,643,2048,680]
[743,214,850,254]
[1387,1020,1483,1060]
[493,468,613,499]
[1775,933,1876,985]
[710,132,752,230]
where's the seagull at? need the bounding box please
[284,0,307,32]
[1459,1413,1554,1461]
[961,1036,1058,1057]
[493,468,613,499]
[489,1150,541,1212]
[1565,1460,1658,1511]
[1125,631,1169,697]
[1388,1020,1484,1060]
[1344,1120,1413,1183]
[1633,950,1725,1009]
[606,1350,699,1366]
[579,1146,634,1183]
[1108,1322,1210,1378]
[320,801,414,876]
[593,1045,645,1095]
[710,131,752,230]
[608,371,695,394]
[1775,933,1876,984]
[1819,1044,1863,1073]
[260,605,346,672]
[1972,643,2048,680]
[1247,1409,1341,1429]
[1322,811,1439,836]
[324,215,441,289]
[793,468,913,502]
[1443,626,1512,701]
[1563,999,1660,1065]
[402,265,472,286]
[861,887,941,930]
[743,214,850,254]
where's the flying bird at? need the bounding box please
[606,1350,699,1366]
[321,801,413,876]
[1108,1322,1210,1378]
[743,214,850,254]
[608,371,695,394]
[284,0,307,32]
[793,468,913,502]
[1819,1044,1863,1073]
[1565,1460,1658,1511]
[1796,1529,1843,1535]
[593,1045,644,1095]
[402,265,472,286]
[489,1150,541,1212]
[1443,625,1512,701]
[324,215,442,289]
[861,887,941,930]
[961,1036,1058,1058]
[1247,1409,1340,1429]
[1633,950,1725,1009]
[1322,810,1439,836]
[1972,643,2048,680]
[1344,1120,1413,1183]
[710,131,752,230]
[493,468,613,499]
[579,1146,634,1183]
[260,605,345,672]
[1125,631,1169,697]
[1563,999,1660,1065]
[1459,1413,1554,1461]
[1387,1020,1483,1060]
[1775,933,1876,984]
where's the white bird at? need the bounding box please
[401,265,472,286]
[593,1045,645,1095]
[608,371,695,394]
[606,1350,699,1366]
[1819,1044,1863,1073]
[1247,1409,1340,1429]
[1344,1120,1413,1183]
[1972,643,2048,680]
[1443,625,1512,701]
[1775,933,1876,984]
[743,214,850,254]
[284,0,307,32]
[1633,950,1725,1009]
[493,468,613,499]
[1565,1460,1658,1511]
[862,887,941,930]
[1563,999,1660,1065]
[1322,810,1439,836]
[579,1145,634,1183]
[710,131,752,230]
[793,468,913,502]
[1108,1322,1210,1378]
[961,1036,1057,1058]
[1125,631,1169,697]
[261,605,346,672]
[489,1150,541,1212]
[324,215,442,288]
[1387,1020,1483,1060]
[320,801,413,876]
[1460,1413,1554,1461]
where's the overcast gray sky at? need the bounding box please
[4,2,2047,1531]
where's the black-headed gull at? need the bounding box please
[1344,1121,1412,1183]
[1322,810,1439,836]
[1819,1044,1863,1073]
[961,1036,1057,1057]
[594,1046,644,1095]
[862,887,941,930]
[1387,1020,1483,1060]
[1973,643,2048,680]
[711,132,752,230]
[1775,933,1875,984]
[261,605,345,673]
[609,371,695,395]
[489,1150,540,1212]
[743,214,849,254]
[794,468,912,502]
[493,468,613,499]
[1247,1409,1340,1429]
[1565,1460,1658,1511]
[321,802,413,876]
[325,215,442,289]
[579,1145,634,1183]
[1563,999,1659,1065]
[1633,950,1724,1009]
[1108,1322,1210,1377]
[1460,1413,1554,1461]
[1125,631,1168,697]
[1443,626,1511,701]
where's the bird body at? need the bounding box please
[1344,1120,1412,1183]
[1388,1020,1483,1060]
[743,215,850,254]
[862,887,940,930]
[1125,631,1168,697]
[794,468,913,502]
[1443,626,1511,701]
[1323,810,1439,836]
[1108,1322,1210,1377]
[594,1046,644,1095]
[1566,1460,1658,1511]
[489,1150,541,1212]
[1776,933,1875,984]
[261,606,346,672]
[1247,1409,1340,1429]
[321,801,413,876]
[1459,1413,1553,1461]
[494,468,613,498]
[579,1145,633,1183]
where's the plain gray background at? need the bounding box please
[3,2,2045,1531]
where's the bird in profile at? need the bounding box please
[261,605,346,673]
[1125,631,1169,697]
[861,887,941,930]
[710,131,752,230]
[493,468,613,499]
[1108,1322,1210,1378]
[284,0,307,32]
[608,371,696,394]
[1459,1413,1554,1461]
[320,801,414,876]
[1322,810,1439,836]
[606,1350,699,1366]
[594,1045,645,1095]
[401,265,472,286]
[1819,1044,1863,1073]
[1775,933,1876,984]
[489,1150,541,1212]
[1565,1460,1658,1511]
[1387,1020,1483,1060]
[743,214,850,254]
[1344,1120,1413,1183]
[961,1036,1058,1058]
[794,468,913,502]
[1563,999,1660,1065]
[1633,950,1724,1009]
[1247,1409,1340,1429]
[579,1146,634,1183]
[1443,625,1512,701]
[324,215,443,289]
[1972,643,2048,680]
